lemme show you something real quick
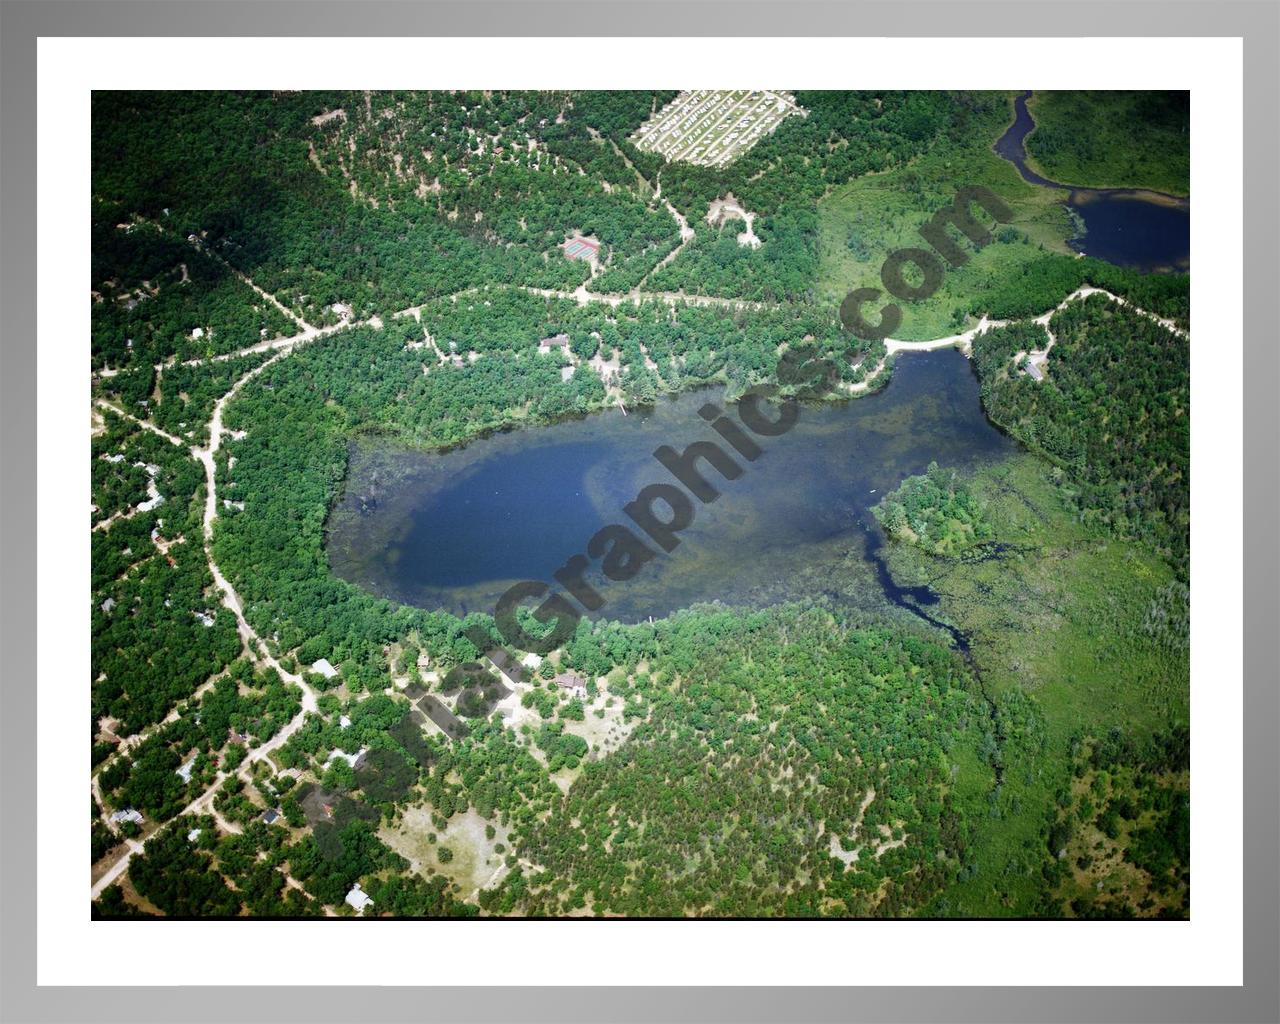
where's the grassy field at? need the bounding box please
[817,95,1076,340]
[1025,91,1190,196]
[876,454,1188,916]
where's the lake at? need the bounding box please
[326,350,1017,625]
[994,91,1190,273]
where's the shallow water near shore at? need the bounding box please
[994,90,1190,272]
[327,349,1017,624]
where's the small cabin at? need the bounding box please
[554,672,588,699]
[538,333,571,355]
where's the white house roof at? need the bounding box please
[187,828,202,842]
[325,747,368,770]
[312,658,339,679]
[176,758,196,784]
[109,808,143,825]
[338,715,352,729]
[345,884,374,913]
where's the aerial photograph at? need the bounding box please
[89,89,1189,920]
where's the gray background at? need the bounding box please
[1,1,1276,1021]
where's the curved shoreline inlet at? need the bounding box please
[994,90,1189,273]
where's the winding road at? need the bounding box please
[90,228,1188,906]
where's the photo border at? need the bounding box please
[2,1,1276,1021]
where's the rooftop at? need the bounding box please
[324,747,368,770]
[345,884,375,913]
[312,658,339,679]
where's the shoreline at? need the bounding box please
[1017,91,1191,203]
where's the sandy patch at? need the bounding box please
[311,108,346,127]
[562,682,636,759]
[706,194,762,248]
[588,346,624,404]
[827,787,887,868]
[381,805,509,900]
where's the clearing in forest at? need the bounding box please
[631,89,805,167]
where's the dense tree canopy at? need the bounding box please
[90,89,1189,920]
[973,295,1189,573]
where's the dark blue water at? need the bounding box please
[994,91,1189,273]
[327,350,1016,624]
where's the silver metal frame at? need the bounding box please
[2,2,1275,1020]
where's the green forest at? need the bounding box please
[972,296,1190,574]
[1025,91,1190,196]
[873,462,994,556]
[90,89,1190,921]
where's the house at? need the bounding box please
[100,597,116,614]
[554,672,588,699]
[1023,359,1045,382]
[345,883,374,914]
[175,758,196,784]
[137,493,165,513]
[187,828,202,842]
[538,333,571,354]
[261,808,281,825]
[324,747,368,771]
[338,715,352,729]
[109,808,143,826]
[311,658,339,680]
